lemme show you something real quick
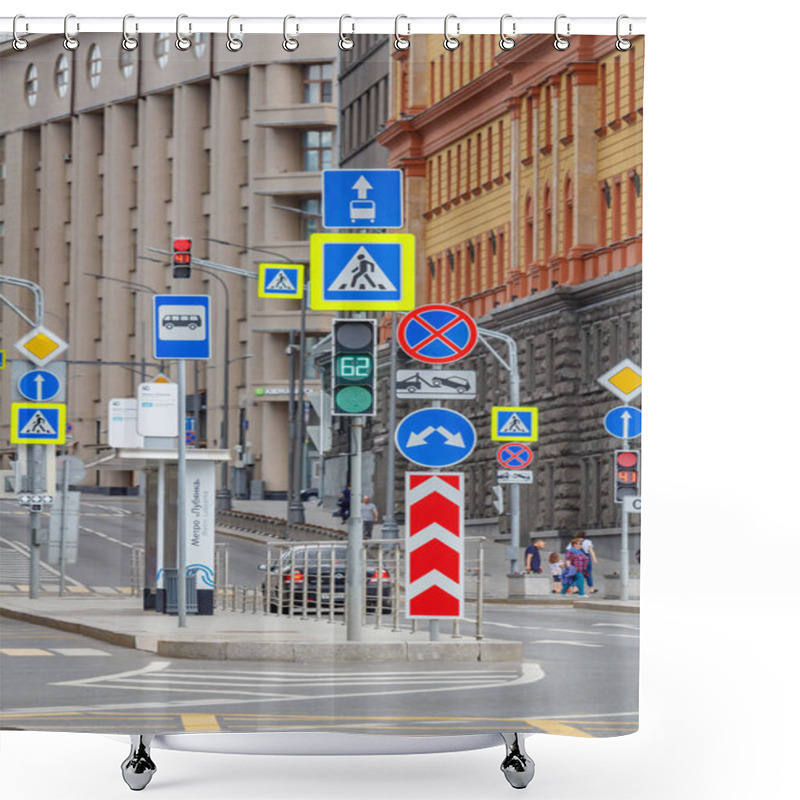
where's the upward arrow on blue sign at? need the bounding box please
[322,169,403,229]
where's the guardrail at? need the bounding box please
[215,509,345,542]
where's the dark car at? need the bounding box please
[431,375,471,393]
[299,487,319,501]
[259,544,392,614]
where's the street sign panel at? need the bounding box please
[258,263,304,298]
[0,350,5,369]
[108,398,144,448]
[497,469,534,485]
[17,368,62,402]
[153,295,211,360]
[491,406,539,442]
[623,495,642,514]
[14,325,68,367]
[597,358,642,403]
[397,304,478,364]
[405,472,464,619]
[395,369,477,400]
[322,169,403,229]
[604,405,642,439]
[395,407,476,468]
[496,442,534,470]
[137,383,178,438]
[309,233,415,310]
[10,402,67,445]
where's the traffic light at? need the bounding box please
[172,237,192,279]
[331,319,376,416]
[614,450,640,504]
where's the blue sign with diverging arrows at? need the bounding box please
[322,169,403,229]
[395,407,477,468]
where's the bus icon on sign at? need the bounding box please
[350,199,376,224]
[162,314,202,331]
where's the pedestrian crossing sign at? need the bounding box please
[258,263,304,299]
[491,406,539,442]
[10,402,67,445]
[309,233,415,310]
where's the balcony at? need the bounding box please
[252,172,321,197]
[252,104,338,130]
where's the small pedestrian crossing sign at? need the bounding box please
[11,402,67,444]
[309,233,415,310]
[258,263,304,299]
[491,406,539,442]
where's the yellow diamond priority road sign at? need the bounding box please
[14,325,69,367]
[597,358,642,402]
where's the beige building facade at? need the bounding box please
[1,33,338,494]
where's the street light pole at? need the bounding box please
[381,313,400,539]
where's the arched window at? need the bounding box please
[543,183,553,258]
[119,47,134,79]
[24,64,38,107]
[524,193,534,266]
[87,44,102,89]
[55,53,70,98]
[563,174,574,252]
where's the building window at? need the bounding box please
[55,53,70,98]
[155,32,170,69]
[300,198,321,239]
[24,64,38,107]
[301,131,332,171]
[193,32,208,58]
[119,46,134,79]
[87,44,102,89]
[303,64,333,103]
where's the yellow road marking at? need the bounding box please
[0,648,54,657]
[180,714,221,732]
[524,719,594,737]
[65,586,91,594]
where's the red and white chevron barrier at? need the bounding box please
[405,472,464,619]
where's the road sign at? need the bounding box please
[395,407,476,468]
[491,407,538,442]
[153,295,211,360]
[604,405,642,439]
[405,472,464,619]
[258,263,304,298]
[10,402,67,444]
[322,169,403,229]
[186,417,197,447]
[108,398,144,448]
[14,325,68,367]
[397,304,478,364]
[597,358,642,403]
[56,454,87,485]
[309,233,415,310]
[497,470,534,485]
[623,495,642,514]
[0,350,5,369]
[137,383,178,437]
[395,369,477,400]
[496,442,534,470]
[17,368,62,402]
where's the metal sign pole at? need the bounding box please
[381,313,399,539]
[620,433,630,602]
[177,359,188,627]
[346,415,364,642]
[28,444,41,599]
[59,456,69,596]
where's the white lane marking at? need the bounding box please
[53,660,172,686]
[531,640,604,648]
[591,623,639,631]
[0,537,84,587]
[79,526,137,550]
[49,648,112,657]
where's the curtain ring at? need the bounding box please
[338,15,354,51]
[283,15,299,51]
[227,15,243,52]
[499,14,516,51]
[12,15,29,51]
[443,14,460,51]
[616,15,632,51]
[175,14,192,51]
[554,14,570,51]
[394,15,410,51]
[121,15,139,51]
[63,14,79,51]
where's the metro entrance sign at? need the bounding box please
[397,304,478,364]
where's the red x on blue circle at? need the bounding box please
[397,304,478,364]
[497,443,534,470]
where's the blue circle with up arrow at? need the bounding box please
[395,407,477,468]
[18,369,62,402]
[604,405,642,439]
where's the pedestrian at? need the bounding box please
[549,552,564,593]
[565,538,590,596]
[575,531,599,595]
[524,539,546,574]
[559,556,586,596]
[336,485,351,524]
[361,495,379,539]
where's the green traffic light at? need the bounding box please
[334,385,373,414]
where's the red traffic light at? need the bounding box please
[616,451,638,469]
[173,238,192,252]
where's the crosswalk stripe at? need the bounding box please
[0,648,54,657]
[50,648,112,657]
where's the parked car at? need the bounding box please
[259,544,392,614]
[299,487,319,501]
[431,375,471,393]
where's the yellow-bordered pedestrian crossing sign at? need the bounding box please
[258,263,304,299]
[10,402,67,445]
[491,406,539,442]
[309,233,415,310]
